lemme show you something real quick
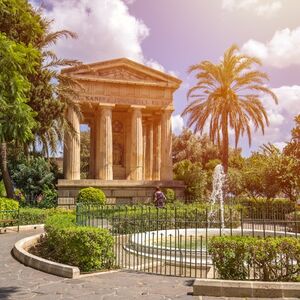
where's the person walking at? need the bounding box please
[154,186,166,208]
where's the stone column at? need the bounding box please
[143,121,147,180]
[88,120,95,179]
[95,104,114,180]
[153,117,161,180]
[145,120,154,180]
[63,106,80,180]
[130,106,144,180]
[161,109,173,180]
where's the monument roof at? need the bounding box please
[61,58,182,89]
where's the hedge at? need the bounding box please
[0,197,19,210]
[77,187,106,205]
[209,236,300,281]
[19,208,74,225]
[0,198,19,222]
[45,214,115,272]
[237,197,295,219]
[109,204,241,234]
[285,211,300,233]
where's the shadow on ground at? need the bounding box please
[0,287,20,299]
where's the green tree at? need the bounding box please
[172,128,220,166]
[284,114,300,159]
[0,0,80,156]
[28,20,80,156]
[182,45,278,173]
[0,0,44,46]
[173,159,208,201]
[0,33,39,198]
[241,152,280,198]
[12,157,55,201]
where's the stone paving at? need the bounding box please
[0,229,297,300]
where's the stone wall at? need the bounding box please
[57,179,185,208]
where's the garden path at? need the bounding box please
[0,229,295,300]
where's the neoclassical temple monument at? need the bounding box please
[57,58,185,206]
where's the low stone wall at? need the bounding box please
[13,234,80,278]
[193,279,300,298]
[57,179,185,208]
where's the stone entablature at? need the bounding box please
[61,58,181,182]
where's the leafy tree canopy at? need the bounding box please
[0,0,44,46]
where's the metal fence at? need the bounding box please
[76,203,300,280]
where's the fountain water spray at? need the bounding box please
[208,164,226,229]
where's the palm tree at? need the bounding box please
[28,18,82,156]
[182,45,278,173]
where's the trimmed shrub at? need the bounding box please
[77,187,106,205]
[285,211,300,233]
[19,208,74,225]
[209,236,300,281]
[164,188,176,204]
[0,198,19,223]
[110,204,240,234]
[45,214,114,272]
[237,197,295,219]
[0,197,19,210]
[0,181,6,197]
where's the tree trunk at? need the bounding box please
[0,142,15,199]
[222,115,229,173]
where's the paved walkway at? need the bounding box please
[0,230,296,300]
[0,229,197,300]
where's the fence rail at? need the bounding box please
[76,203,300,280]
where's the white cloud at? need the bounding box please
[242,27,300,68]
[172,114,184,135]
[249,85,300,149]
[222,0,282,17]
[145,59,165,72]
[273,141,287,151]
[33,0,170,72]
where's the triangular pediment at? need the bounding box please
[61,58,181,87]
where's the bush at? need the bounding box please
[237,197,295,219]
[45,214,115,272]
[0,197,19,210]
[11,156,55,202]
[173,160,208,201]
[285,211,300,233]
[15,189,26,207]
[209,236,300,281]
[164,188,176,204]
[37,187,57,208]
[110,204,241,234]
[19,208,74,225]
[0,181,6,197]
[0,198,19,222]
[77,187,106,205]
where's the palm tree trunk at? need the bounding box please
[222,115,229,173]
[0,142,15,198]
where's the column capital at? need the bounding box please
[98,103,115,109]
[162,108,174,114]
[130,105,146,111]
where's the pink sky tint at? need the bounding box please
[33,0,300,156]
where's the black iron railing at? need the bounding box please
[76,203,300,280]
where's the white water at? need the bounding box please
[208,164,226,229]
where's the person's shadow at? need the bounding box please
[0,287,20,299]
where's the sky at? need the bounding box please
[32,0,300,156]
